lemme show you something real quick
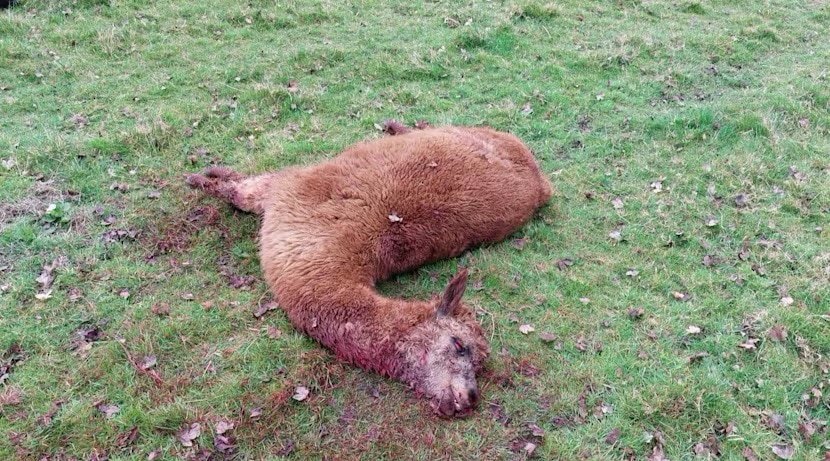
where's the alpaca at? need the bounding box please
[186,123,551,416]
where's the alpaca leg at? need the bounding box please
[185,167,268,214]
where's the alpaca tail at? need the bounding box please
[185,166,268,214]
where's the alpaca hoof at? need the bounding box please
[203,166,242,181]
[381,119,411,136]
[185,173,210,189]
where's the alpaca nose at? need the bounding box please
[468,388,479,406]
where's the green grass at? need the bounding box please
[1,0,829,459]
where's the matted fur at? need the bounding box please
[186,124,551,416]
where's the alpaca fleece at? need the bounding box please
[187,124,551,416]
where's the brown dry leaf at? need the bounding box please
[628,307,645,320]
[215,420,234,435]
[574,335,588,352]
[293,386,309,401]
[519,324,535,335]
[147,449,162,460]
[687,352,710,364]
[612,197,624,210]
[798,419,817,442]
[771,443,794,459]
[0,386,23,406]
[609,230,623,242]
[528,423,545,438]
[140,355,157,370]
[287,80,299,93]
[556,258,574,270]
[780,296,794,306]
[672,291,692,302]
[266,325,282,339]
[115,426,138,449]
[605,428,621,445]
[151,302,170,316]
[734,193,749,208]
[249,407,262,419]
[686,325,702,335]
[96,402,120,418]
[214,433,238,456]
[742,447,759,461]
[762,412,786,434]
[703,254,718,267]
[177,423,201,447]
[539,332,558,343]
[738,338,760,351]
[768,324,787,342]
[511,237,529,250]
[253,300,279,319]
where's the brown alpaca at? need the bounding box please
[186,123,551,416]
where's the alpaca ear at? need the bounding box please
[436,268,468,318]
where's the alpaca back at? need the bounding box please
[258,126,551,296]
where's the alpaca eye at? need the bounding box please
[452,337,465,355]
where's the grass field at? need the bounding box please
[1,0,829,459]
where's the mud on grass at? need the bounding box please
[2,0,830,459]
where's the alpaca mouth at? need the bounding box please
[431,387,479,417]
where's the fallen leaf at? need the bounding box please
[650,180,663,193]
[539,332,558,343]
[266,325,282,339]
[34,290,52,300]
[780,296,794,306]
[253,300,279,319]
[703,254,718,267]
[612,197,624,210]
[96,402,120,418]
[705,216,719,227]
[293,386,309,401]
[249,406,263,419]
[605,428,621,445]
[147,449,162,460]
[521,102,533,115]
[216,420,234,435]
[763,413,786,434]
[734,193,749,208]
[768,324,787,342]
[287,80,299,93]
[742,447,759,461]
[512,237,529,250]
[519,324,535,335]
[556,258,573,270]
[687,352,710,364]
[609,230,622,242]
[151,302,170,316]
[672,291,692,302]
[115,426,139,449]
[523,442,537,456]
[798,419,817,442]
[738,338,760,351]
[0,386,23,406]
[146,190,161,200]
[140,355,157,370]
[528,423,544,438]
[579,297,591,304]
[686,325,702,335]
[574,335,588,352]
[177,423,201,447]
[214,433,237,456]
[771,443,794,459]
[627,307,645,320]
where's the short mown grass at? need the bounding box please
[1,0,828,459]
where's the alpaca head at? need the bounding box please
[398,269,490,417]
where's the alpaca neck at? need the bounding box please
[279,283,433,381]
